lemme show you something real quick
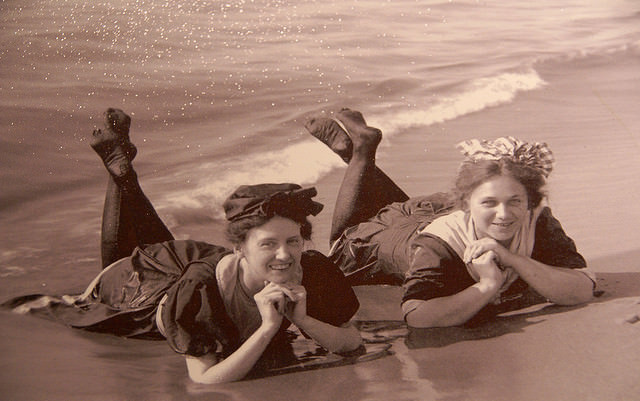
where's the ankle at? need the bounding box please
[101,147,134,178]
[112,168,139,188]
[352,136,379,159]
[349,148,377,166]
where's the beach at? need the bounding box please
[319,55,640,400]
[1,1,640,400]
[2,48,639,401]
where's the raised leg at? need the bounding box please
[305,108,409,242]
[91,108,174,268]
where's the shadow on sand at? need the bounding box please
[355,248,640,350]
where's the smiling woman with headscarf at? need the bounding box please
[3,108,362,384]
[305,108,595,328]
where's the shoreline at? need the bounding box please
[306,55,640,399]
[315,53,640,265]
[2,37,640,401]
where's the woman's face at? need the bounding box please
[467,175,529,245]
[240,215,304,286]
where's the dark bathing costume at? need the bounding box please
[328,192,588,322]
[3,174,359,373]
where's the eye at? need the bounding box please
[260,241,276,249]
[288,237,302,246]
[509,199,523,206]
[481,200,497,207]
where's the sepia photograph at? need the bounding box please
[1,1,639,400]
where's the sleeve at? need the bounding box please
[532,207,596,285]
[301,251,360,327]
[138,240,230,269]
[532,208,587,268]
[401,234,476,305]
[161,261,240,358]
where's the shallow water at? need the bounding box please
[2,0,640,399]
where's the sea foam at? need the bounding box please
[159,69,546,224]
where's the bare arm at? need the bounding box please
[404,250,506,328]
[296,317,362,353]
[185,324,279,384]
[183,281,362,383]
[280,284,363,353]
[500,253,593,305]
[465,238,594,306]
[185,283,286,384]
[405,278,499,328]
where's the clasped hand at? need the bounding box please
[464,238,519,292]
[253,282,307,329]
[464,237,512,266]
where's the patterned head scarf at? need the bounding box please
[456,136,554,178]
[223,183,324,223]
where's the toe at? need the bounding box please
[304,117,318,132]
[338,108,367,126]
[104,108,131,135]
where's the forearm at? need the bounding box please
[507,254,593,305]
[295,316,362,353]
[404,280,500,328]
[185,324,277,384]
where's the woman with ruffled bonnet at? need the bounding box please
[4,109,362,384]
[305,108,595,327]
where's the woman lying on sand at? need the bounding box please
[306,108,596,328]
[5,108,362,384]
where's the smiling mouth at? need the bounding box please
[493,222,513,228]
[269,262,292,271]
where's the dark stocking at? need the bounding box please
[305,109,409,242]
[91,108,173,268]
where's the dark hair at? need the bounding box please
[453,158,547,209]
[225,213,313,246]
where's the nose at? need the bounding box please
[496,203,509,219]
[275,244,291,260]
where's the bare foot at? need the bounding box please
[304,116,353,162]
[335,108,382,157]
[90,108,137,178]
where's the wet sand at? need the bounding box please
[352,252,640,401]
[1,52,639,401]
[311,53,640,400]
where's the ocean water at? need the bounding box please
[1,0,639,400]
